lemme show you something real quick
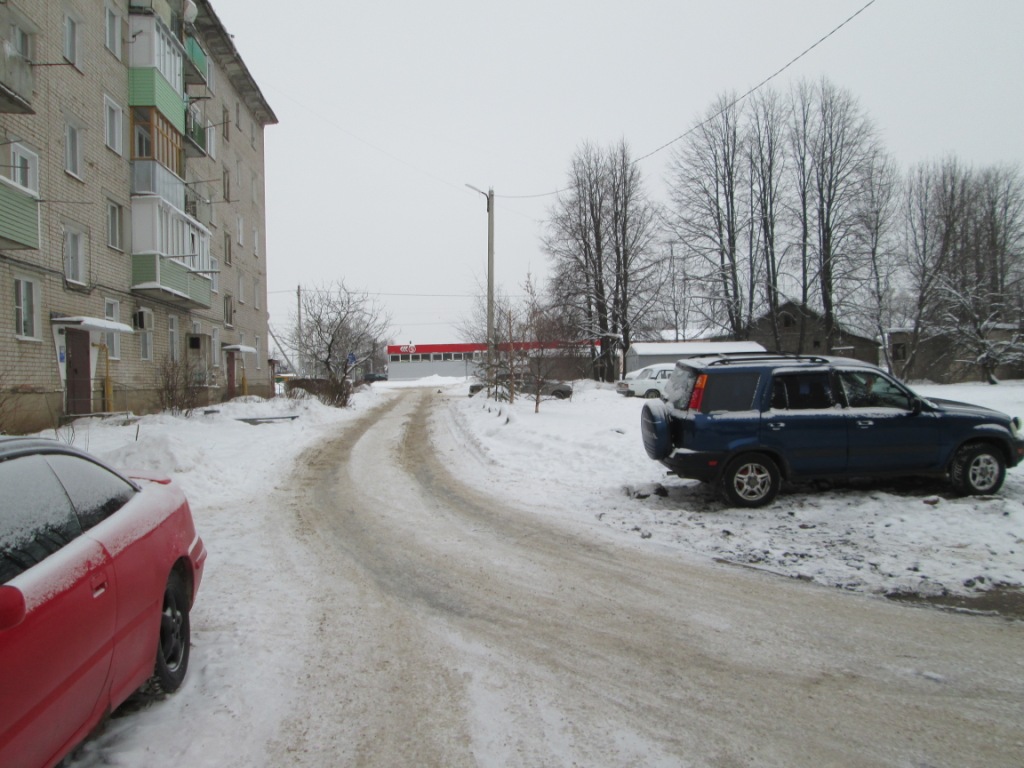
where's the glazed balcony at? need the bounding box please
[0,46,33,113]
[0,177,39,249]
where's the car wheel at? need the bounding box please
[644,389,660,399]
[150,570,191,694]
[641,400,673,460]
[950,444,1006,495]
[722,453,780,507]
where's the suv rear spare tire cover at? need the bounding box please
[641,400,673,460]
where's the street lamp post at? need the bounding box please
[466,184,495,380]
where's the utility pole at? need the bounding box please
[296,285,303,376]
[466,184,495,380]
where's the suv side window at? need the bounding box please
[46,454,137,531]
[838,370,912,410]
[0,455,84,584]
[701,371,761,413]
[771,372,834,410]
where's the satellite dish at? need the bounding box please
[183,0,198,24]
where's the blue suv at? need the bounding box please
[640,354,1024,507]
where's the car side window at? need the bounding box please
[0,455,84,585]
[46,454,137,532]
[771,372,834,410]
[701,372,762,413]
[838,371,912,410]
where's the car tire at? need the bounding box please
[150,570,191,694]
[721,453,780,507]
[643,389,660,399]
[950,444,1006,495]
[641,400,673,460]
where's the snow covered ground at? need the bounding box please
[53,376,1023,766]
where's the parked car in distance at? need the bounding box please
[0,437,206,768]
[640,353,1024,507]
[470,373,573,400]
[623,363,677,399]
[615,366,647,396]
[362,372,388,384]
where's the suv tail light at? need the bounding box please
[688,374,708,411]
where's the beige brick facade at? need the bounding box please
[0,0,276,433]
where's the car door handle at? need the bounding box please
[91,574,109,598]
[856,420,874,428]
[769,422,785,430]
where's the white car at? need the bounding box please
[619,363,677,399]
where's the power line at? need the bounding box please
[634,0,877,165]
[497,0,877,200]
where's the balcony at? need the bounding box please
[132,160,186,209]
[132,252,212,309]
[184,110,207,157]
[0,177,39,249]
[183,35,208,85]
[0,44,33,113]
[129,68,185,133]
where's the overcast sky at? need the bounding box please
[205,0,1023,347]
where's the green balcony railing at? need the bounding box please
[184,36,209,84]
[131,253,212,309]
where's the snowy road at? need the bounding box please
[257,388,1023,767]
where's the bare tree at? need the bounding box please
[854,148,900,370]
[666,93,751,338]
[545,140,660,380]
[747,89,788,350]
[287,281,391,406]
[809,79,880,352]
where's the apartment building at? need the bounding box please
[0,0,276,433]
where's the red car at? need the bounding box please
[0,437,206,768]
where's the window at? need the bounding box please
[771,373,833,410]
[10,143,39,193]
[236,216,244,245]
[207,59,216,94]
[207,118,217,159]
[223,232,232,265]
[154,22,182,94]
[0,455,83,584]
[211,327,220,368]
[222,167,231,201]
[135,308,154,361]
[47,454,136,531]
[104,5,122,58]
[168,315,179,362]
[253,228,259,258]
[104,299,121,359]
[222,106,230,140]
[131,107,182,176]
[63,225,86,284]
[10,23,32,60]
[254,278,260,310]
[211,257,219,293]
[107,202,123,250]
[255,336,261,369]
[838,370,912,410]
[698,372,761,414]
[238,274,245,304]
[892,342,907,362]
[65,122,83,177]
[14,277,39,338]
[63,14,79,67]
[104,97,123,155]
[223,295,234,326]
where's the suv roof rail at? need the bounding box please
[703,352,832,366]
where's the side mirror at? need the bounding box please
[0,585,26,631]
[911,397,923,416]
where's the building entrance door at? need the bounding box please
[65,329,92,415]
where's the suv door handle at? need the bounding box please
[856,419,874,428]
[769,422,785,430]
